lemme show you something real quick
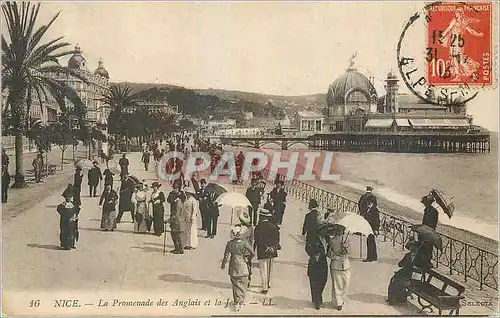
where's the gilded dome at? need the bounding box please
[327,68,378,106]
[94,59,109,79]
[68,44,88,70]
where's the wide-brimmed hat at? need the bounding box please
[230,225,243,239]
[275,180,284,186]
[238,210,251,225]
[366,186,374,191]
[421,194,435,204]
[75,165,82,170]
[259,208,273,218]
[151,182,162,188]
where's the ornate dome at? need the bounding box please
[94,59,109,79]
[68,44,87,70]
[327,68,378,106]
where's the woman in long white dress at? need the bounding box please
[132,183,150,233]
[182,188,200,249]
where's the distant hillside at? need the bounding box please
[113,82,327,109]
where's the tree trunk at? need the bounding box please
[60,146,66,171]
[11,88,27,188]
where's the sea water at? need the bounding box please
[231,133,498,241]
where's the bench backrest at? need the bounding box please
[423,269,466,295]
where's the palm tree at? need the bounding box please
[2,2,87,187]
[99,84,138,150]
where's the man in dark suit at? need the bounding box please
[205,190,219,239]
[197,179,210,231]
[87,161,102,197]
[119,154,129,178]
[253,209,280,294]
[117,173,135,223]
[2,165,10,203]
[245,179,262,226]
[302,199,321,244]
[141,151,151,171]
[73,166,83,207]
[358,186,377,217]
[270,180,287,225]
[363,200,380,262]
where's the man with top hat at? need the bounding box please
[270,180,287,225]
[358,186,377,217]
[253,208,280,294]
[117,173,136,223]
[245,178,262,226]
[302,199,322,245]
[73,165,84,207]
[119,153,129,178]
[87,161,102,197]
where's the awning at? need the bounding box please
[395,119,411,127]
[409,119,432,127]
[410,118,470,128]
[365,119,394,128]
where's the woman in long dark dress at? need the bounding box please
[103,164,115,189]
[57,194,79,250]
[99,184,119,231]
[149,182,166,236]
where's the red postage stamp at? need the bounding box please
[426,2,492,86]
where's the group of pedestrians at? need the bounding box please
[245,177,287,227]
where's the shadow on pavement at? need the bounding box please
[132,245,174,253]
[348,293,423,315]
[26,243,63,251]
[288,234,305,245]
[376,257,400,266]
[79,227,135,234]
[274,260,307,268]
[158,273,231,290]
[269,295,313,310]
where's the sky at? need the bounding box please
[11,1,500,131]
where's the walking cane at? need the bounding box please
[267,257,272,291]
[163,220,168,255]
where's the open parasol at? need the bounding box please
[330,212,373,236]
[431,189,455,219]
[410,224,443,250]
[205,183,227,199]
[216,192,250,225]
[75,159,94,169]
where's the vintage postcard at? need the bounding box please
[1,1,498,316]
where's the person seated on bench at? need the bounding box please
[386,236,425,305]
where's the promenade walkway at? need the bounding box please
[2,152,497,316]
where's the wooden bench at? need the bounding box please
[408,268,466,315]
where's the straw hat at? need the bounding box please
[230,226,243,239]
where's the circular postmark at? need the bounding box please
[397,2,492,107]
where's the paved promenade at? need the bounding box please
[2,152,497,316]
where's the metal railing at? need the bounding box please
[260,168,498,291]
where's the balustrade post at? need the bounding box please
[449,240,453,275]
[392,220,396,246]
[480,252,484,290]
[464,245,468,283]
